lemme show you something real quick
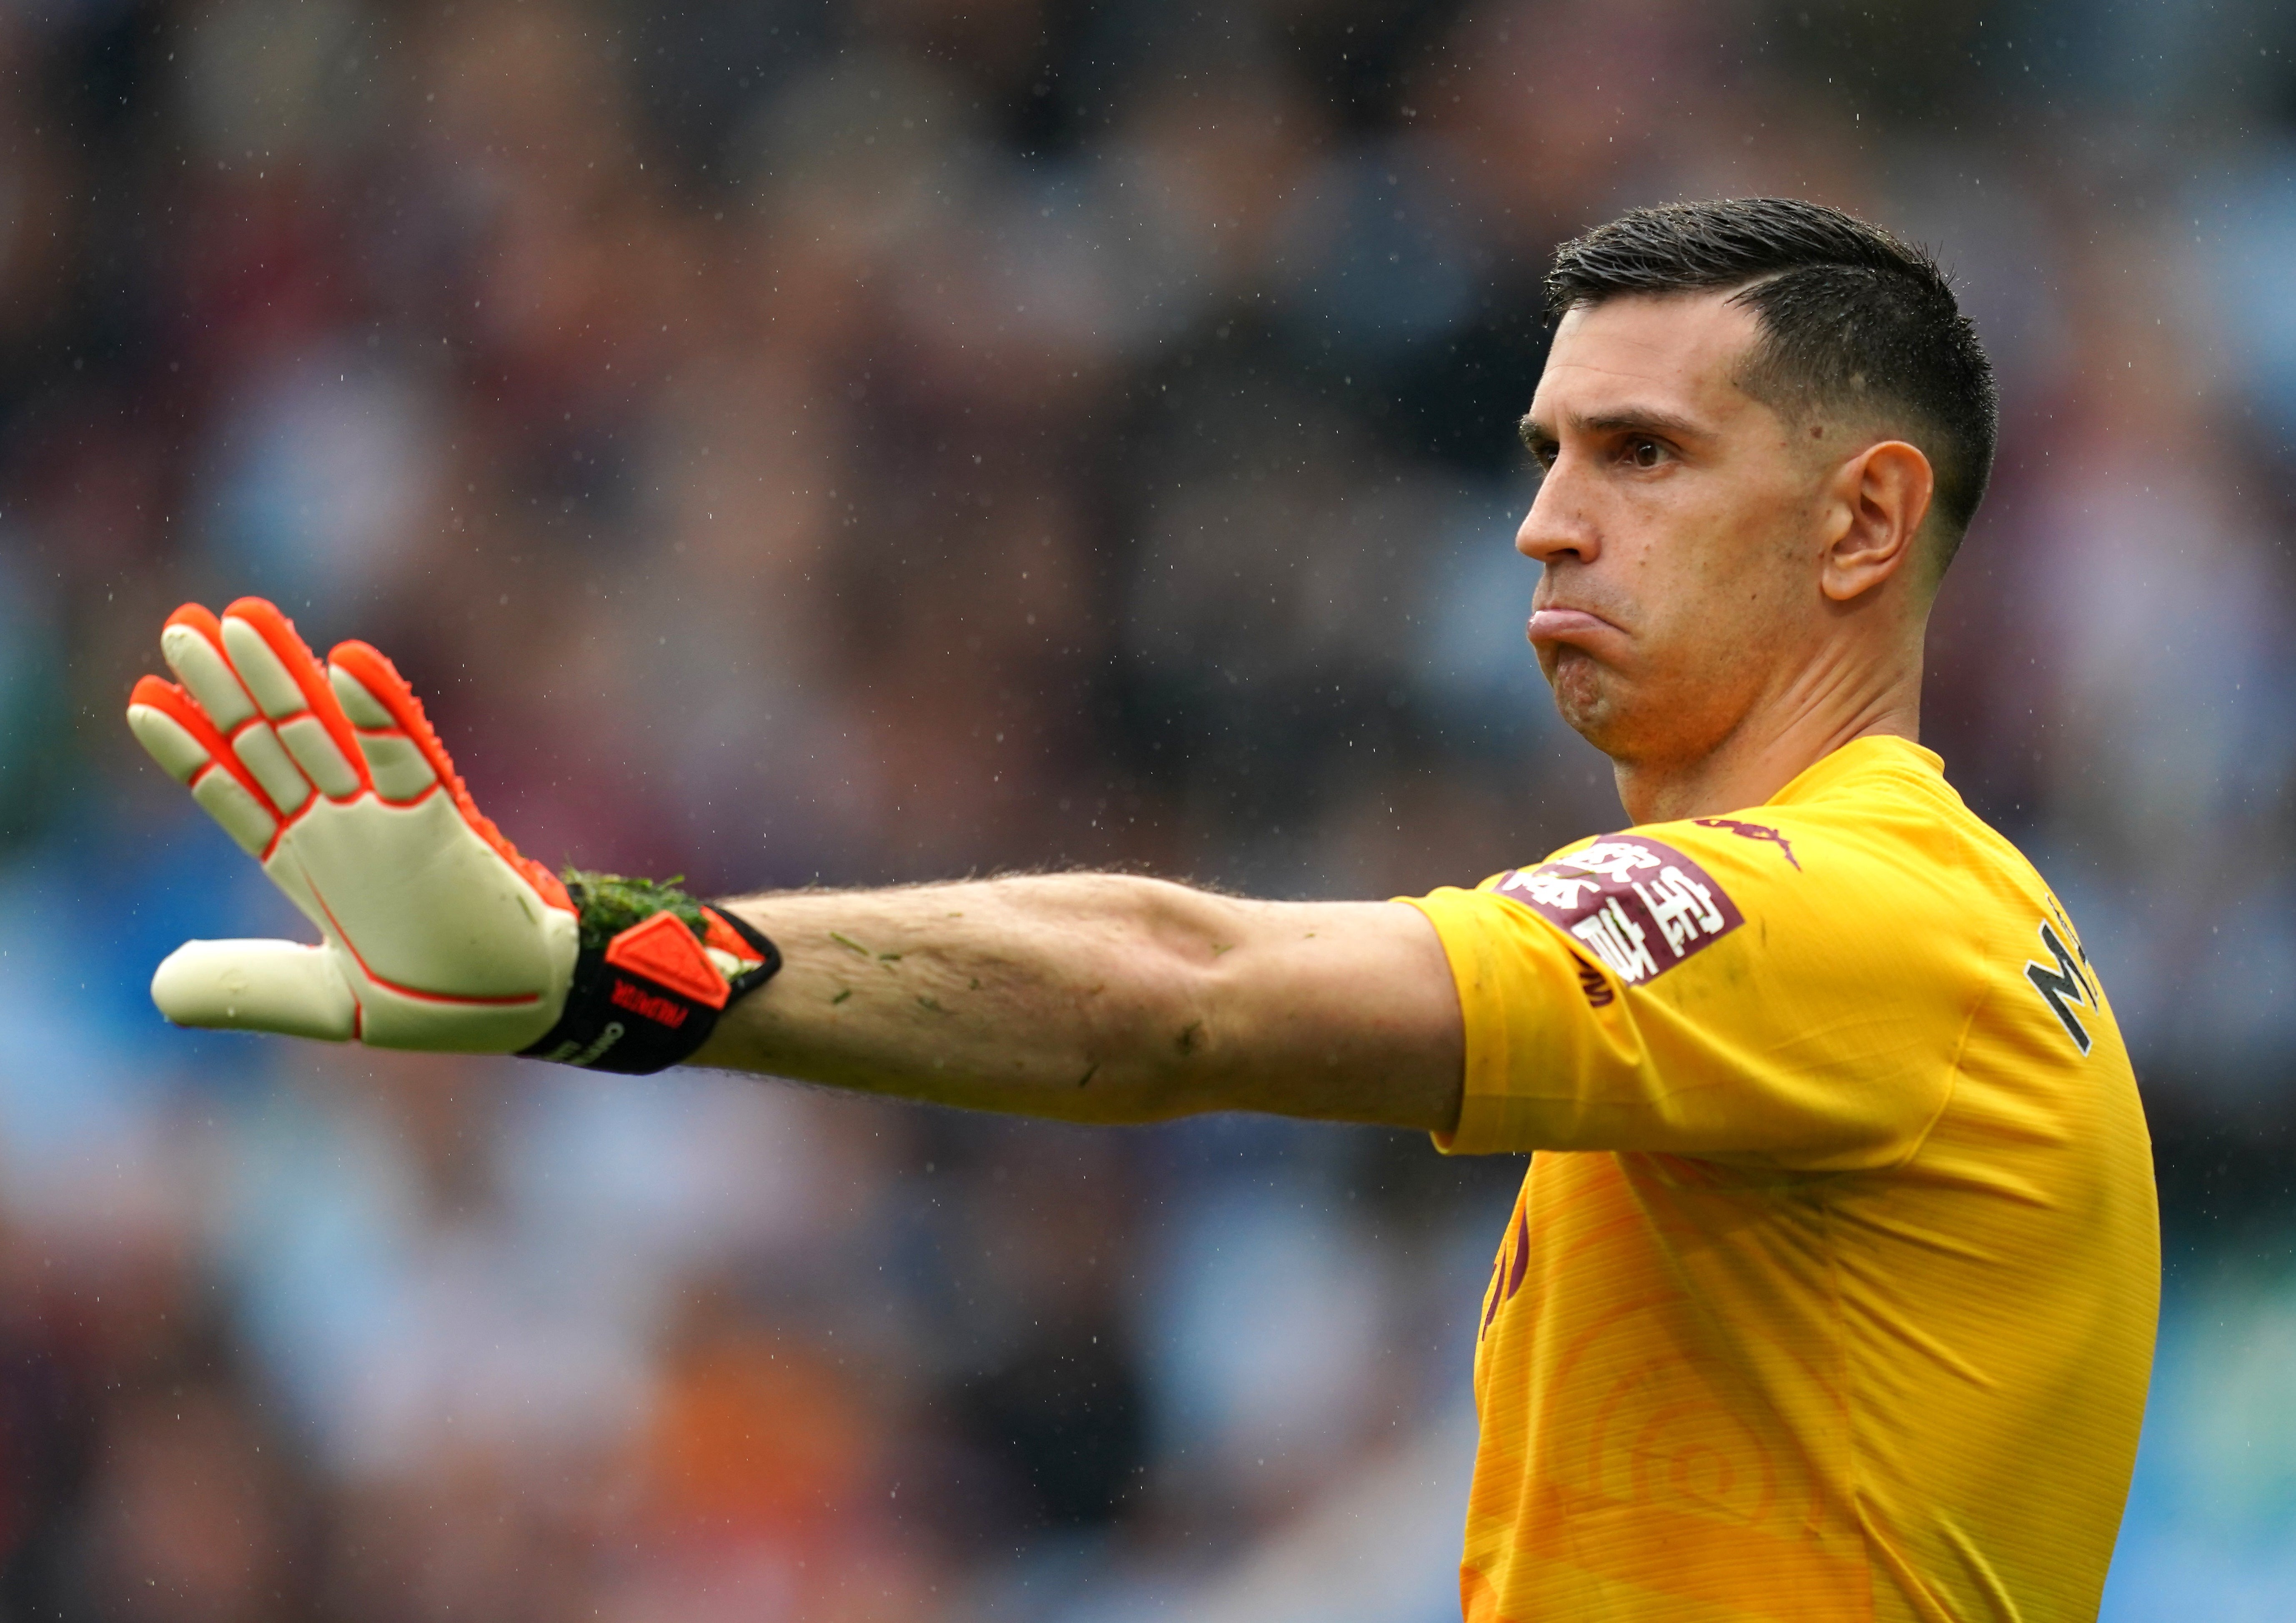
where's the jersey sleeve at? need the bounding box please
[1400,815,1979,1170]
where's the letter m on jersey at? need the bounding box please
[2024,919,2098,1056]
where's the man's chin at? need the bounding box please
[1546,653,1624,749]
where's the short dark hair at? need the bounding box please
[1546,198,1998,578]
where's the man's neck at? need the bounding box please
[1612,641,1924,826]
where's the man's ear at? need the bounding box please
[1821,439,1934,603]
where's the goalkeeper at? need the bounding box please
[125,198,2156,1623]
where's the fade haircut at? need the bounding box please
[1546,198,1999,580]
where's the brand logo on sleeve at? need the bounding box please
[1491,836,1743,987]
[1692,817,1800,869]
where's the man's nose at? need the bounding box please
[1515,469,1599,566]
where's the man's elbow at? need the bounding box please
[1080,935,1234,1124]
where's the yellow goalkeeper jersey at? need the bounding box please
[1403,735,2157,1623]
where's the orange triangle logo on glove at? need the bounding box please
[604,911,731,1010]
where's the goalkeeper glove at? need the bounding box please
[124,597,780,1073]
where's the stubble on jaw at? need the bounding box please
[1542,626,1761,782]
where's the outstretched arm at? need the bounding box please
[125,597,1464,1134]
[699,877,1464,1133]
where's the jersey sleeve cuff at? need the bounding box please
[1399,885,1590,1157]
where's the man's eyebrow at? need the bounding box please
[1518,406,1713,455]
[1573,406,1712,441]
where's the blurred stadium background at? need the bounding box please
[0,0,2291,1616]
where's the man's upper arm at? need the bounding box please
[1182,897,1464,1134]
[1402,820,1970,1168]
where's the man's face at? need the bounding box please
[1516,291,1830,770]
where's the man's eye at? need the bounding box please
[1628,438,1665,468]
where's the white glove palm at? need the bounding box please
[126,598,580,1051]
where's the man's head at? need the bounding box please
[1515,198,1997,800]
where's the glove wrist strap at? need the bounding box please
[520,888,781,1074]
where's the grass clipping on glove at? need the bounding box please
[563,868,709,951]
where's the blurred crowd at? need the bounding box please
[3,0,2295,1616]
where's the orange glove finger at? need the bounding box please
[125,674,283,856]
[327,640,573,913]
[158,604,259,731]
[325,648,441,803]
[220,597,369,801]
[161,603,314,819]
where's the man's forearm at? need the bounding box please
[694,874,1464,1133]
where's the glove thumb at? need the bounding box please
[153,940,359,1042]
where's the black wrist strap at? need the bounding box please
[519,905,781,1074]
